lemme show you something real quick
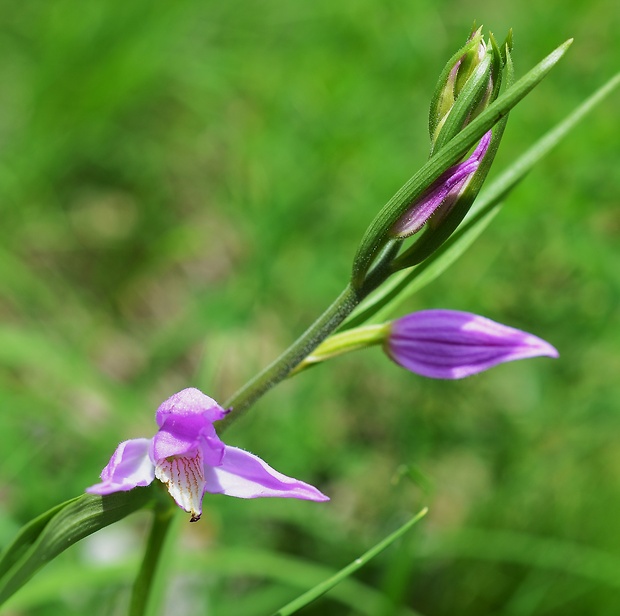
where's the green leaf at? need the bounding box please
[0,500,73,582]
[272,507,428,616]
[344,70,620,327]
[424,528,620,590]
[0,488,155,606]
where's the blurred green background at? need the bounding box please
[1,0,619,614]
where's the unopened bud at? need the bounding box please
[391,130,491,238]
[429,27,496,152]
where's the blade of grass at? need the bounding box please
[425,528,620,590]
[272,508,428,616]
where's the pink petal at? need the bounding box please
[204,446,329,502]
[392,131,492,237]
[86,438,155,495]
[151,415,225,465]
[155,387,228,428]
[152,387,227,464]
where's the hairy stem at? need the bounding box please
[219,283,361,431]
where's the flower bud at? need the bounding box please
[429,27,497,153]
[385,309,558,379]
[391,131,491,238]
[350,29,511,288]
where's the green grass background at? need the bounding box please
[0,0,619,614]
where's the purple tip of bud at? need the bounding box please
[392,131,492,238]
[385,309,559,379]
[448,58,462,84]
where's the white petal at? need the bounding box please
[155,449,206,522]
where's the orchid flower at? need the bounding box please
[385,309,558,379]
[87,388,328,521]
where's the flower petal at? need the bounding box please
[386,309,559,379]
[151,388,227,463]
[155,387,228,428]
[152,413,226,464]
[203,446,329,502]
[86,438,155,495]
[155,448,206,522]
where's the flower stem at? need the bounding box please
[219,283,361,430]
[290,322,390,375]
[129,504,176,616]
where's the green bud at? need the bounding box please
[429,27,505,155]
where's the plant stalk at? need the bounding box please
[129,505,175,616]
[219,283,361,430]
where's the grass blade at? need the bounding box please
[272,508,428,616]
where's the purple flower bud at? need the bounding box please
[385,309,558,379]
[391,131,491,238]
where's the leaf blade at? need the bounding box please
[272,508,428,616]
[0,488,155,606]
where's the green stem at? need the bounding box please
[219,283,361,431]
[129,505,175,616]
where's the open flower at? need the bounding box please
[87,388,328,521]
[385,309,558,379]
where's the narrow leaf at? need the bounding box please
[272,507,428,616]
[0,500,73,582]
[6,546,424,616]
[0,488,155,605]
